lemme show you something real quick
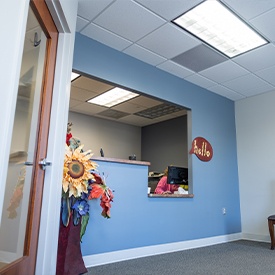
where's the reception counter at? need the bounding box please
[92,156,193,199]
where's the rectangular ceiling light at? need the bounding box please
[87,87,139,107]
[172,0,268,58]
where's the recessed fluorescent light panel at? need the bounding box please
[71,72,80,81]
[87,87,139,107]
[172,0,268,58]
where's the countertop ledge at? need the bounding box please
[92,156,150,166]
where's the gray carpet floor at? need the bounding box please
[85,240,275,275]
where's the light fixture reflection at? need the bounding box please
[71,72,80,81]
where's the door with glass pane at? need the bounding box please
[0,1,58,274]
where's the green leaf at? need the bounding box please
[73,209,80,226]
[61,196,70,227]
[80,213,89,242]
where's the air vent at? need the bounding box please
[134,103,183,119]
[172,44,227,72]
[98,109,129,119]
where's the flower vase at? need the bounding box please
[56,215,87,275]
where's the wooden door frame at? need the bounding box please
[0,0,58,274]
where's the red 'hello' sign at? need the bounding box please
[189,137,213,162]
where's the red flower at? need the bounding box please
[88,183,104,199]
[66,133,72,145]
[86,172,114,218]
[92,173,103,185]
[100,189,114,218]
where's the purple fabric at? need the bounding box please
[56,215,87,275]
[154,176,179,194]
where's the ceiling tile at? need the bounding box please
[112,101,148,113]
[70,86,98,101]
[222,0,275,20]
[223,74,274,96]
[76,17,89,32]
[123,44,166,66]
[93,0,166,42]
[255,65,275,86]
[233,44,275,72]
[98,109,129,119]
[134,0,204,20]
[207,84,245,101]
[77,0,114,21]
[70,102,107,116]
[250,8,275,42]
[69,99,83,108]
[81,23,132,51]
[72,76,113,93]
[75,1,275,102]
[184,74,216,89]
[137,23,201,58]
[200,60,249,83]
[129,96,161,108]
[157,60,193,78]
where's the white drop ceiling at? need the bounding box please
[70,76,187,127]
[72,0,275,126]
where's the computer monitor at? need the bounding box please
[167,166,188,185]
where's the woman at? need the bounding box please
[154,167,179,194]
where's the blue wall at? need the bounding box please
[73,33,241,256]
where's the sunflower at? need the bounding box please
[63,144,98,198]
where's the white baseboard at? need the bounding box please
[242,232,270,243]
[83,233,242,268]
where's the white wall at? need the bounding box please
[235,90,275,241]
[69,111,142,160]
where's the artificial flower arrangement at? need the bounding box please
[62,123,114,240]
